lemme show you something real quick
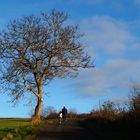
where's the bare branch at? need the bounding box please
[25,86,39,98]
[0,10,94,122]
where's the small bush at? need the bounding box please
[68,108,77,118]
[41,106,57,119]
[129,85,140,119]
[2,132,13,140]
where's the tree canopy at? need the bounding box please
[0,10,94,123]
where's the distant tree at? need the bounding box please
[101,101,118,114]
[99,101,118,120]
[101,101,115,112]
[129,83,140,117]
[41,106,57,118]
[0,10,94,124]
[68,108,77,118]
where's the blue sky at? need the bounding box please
[0,0,140,117]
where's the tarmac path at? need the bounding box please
[35,119,100,140]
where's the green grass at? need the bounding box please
[0,118,30,129]
[0,118,39,140]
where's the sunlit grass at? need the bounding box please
[0,118,31,129]
[0,118,38,140]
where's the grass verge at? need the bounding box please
[0,118,40,140]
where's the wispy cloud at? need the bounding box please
[81,16,136,56]
[74,59,140,97]
[67,0,105,5]
[65,16,140,102]
[134,0,140,5]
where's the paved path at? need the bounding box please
[35,119,100,140]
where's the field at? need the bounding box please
[0,118,38,140]
[0,118,30,129]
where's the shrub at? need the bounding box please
[68,108,77,118]
[129,83,140,119]
[99,101,118,120]
[41,106,57,119]
[2,132,13,140]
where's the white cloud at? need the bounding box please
[64,16,140,101]
[67,0,105,5]
[134,0,140,5]
[74,59,140,98]
[80,16,135,56]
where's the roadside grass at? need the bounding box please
[44,118,57,124]
[0,118,63,140]
[0,118,39,140]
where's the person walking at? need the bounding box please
[61,106,68,121]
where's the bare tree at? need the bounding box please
[68,108,77,118]
[41,106,57,119]
[0,10,94,124]
[129,82,140,116]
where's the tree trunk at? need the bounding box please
[32,83,43,124]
